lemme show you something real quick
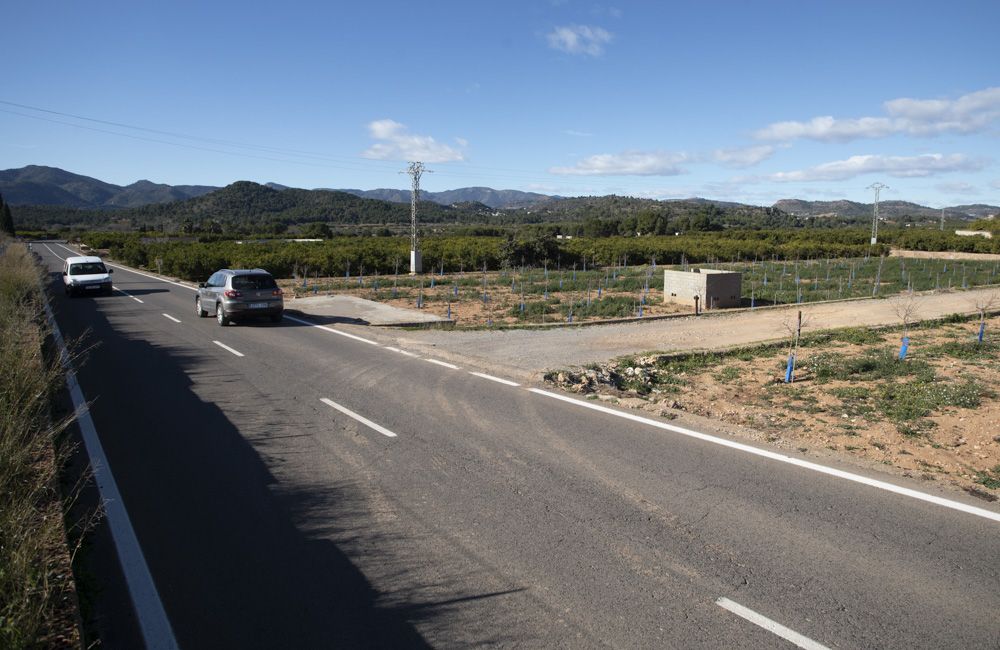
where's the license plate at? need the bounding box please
[249,302,268,309]
[86,285,101,290]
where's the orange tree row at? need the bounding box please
[81,228,999,283]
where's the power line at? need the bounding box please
[0,99,617,190]
[0,99,400,169]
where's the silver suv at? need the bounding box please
[196,269,283,326]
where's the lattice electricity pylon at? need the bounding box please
[867,182,888,246]
[400,162,432,274]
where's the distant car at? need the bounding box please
[63,255,113,297]
[196,269,283,326]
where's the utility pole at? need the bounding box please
[401,162,431,274]
[940,208,945,231]
[867,182,887,246]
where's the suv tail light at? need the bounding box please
[224,289,242,298]
[272,288,283,296]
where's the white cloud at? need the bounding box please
[361,119,464,162]
[989,178,1000,190]
[549,150,689,176]
[767,153,985,182]
[563,129,594,137]
[712,145,775,168]
[755,116,896,142]
[754,87,1000,142]
[546,25,613,56]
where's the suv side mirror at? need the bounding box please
[108,268,114,274]
[198,282,206,288]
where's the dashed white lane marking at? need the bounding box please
[43,295,179,650]
[425,358,460,370]
[114,286,144,303]
[469,371,520,387]
[385,346,418,357]
[283,314,379,345]
[47,244,1000,524]
[716,598,830,650]
[212,340,245,357]
[529,388,1000,523]
[162,313,181,323]
[320,398,398,438]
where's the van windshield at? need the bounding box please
[69,262,107,275]
[231,274,277,290]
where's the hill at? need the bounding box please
[339,186,555,209]
[774,199,999,221]
[0,165,217,208]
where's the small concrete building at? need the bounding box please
[663,268,742,310]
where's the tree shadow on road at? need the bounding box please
[51,279,525,649]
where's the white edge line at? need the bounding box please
[386,346,418,357]
[283,314,379,345]
[469,371,520,387]
[113,286,144,303]
[162,313,181,323]
[528,388,1000,523]
[716,597,830,650]
[43,297,179,649]
[426,358,460,370]
[54,247,384,350]
[41,245,144,303]
[320,398,398,438]
[212,340,245,357]
[56,243,197,291]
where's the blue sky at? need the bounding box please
[3,0,999,207]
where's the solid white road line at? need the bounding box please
[320,398,398,438]
[212,340,245,357]
[716,597,830,650]
[162,313,181,323]
[469,371,520,387]
[43,243,64,260]
[529,388,1000,523]
[55,243,199,291]
[43,298,179,650]
[114,286,144,303]
[426,358,460,370]
[283,314,380,345]
[385,346,418,357]
[43,246,137,302]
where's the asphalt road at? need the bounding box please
[38,243,1000,649]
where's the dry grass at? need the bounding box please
[0,240,81,648]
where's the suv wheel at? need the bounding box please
[196,297,207,318]
[216,303,231,326]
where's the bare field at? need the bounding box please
[890,248,1000,261]
[547,316,1000,500]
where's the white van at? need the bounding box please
[62,255,114,297]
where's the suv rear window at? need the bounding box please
[69,262,107,275]
[231,274,277,290]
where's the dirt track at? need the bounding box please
[391,286,1000,380]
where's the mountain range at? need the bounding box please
[774,199,998,220]
[0,165,216,208]
[337,187,555,209]
[1,165,997,220]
